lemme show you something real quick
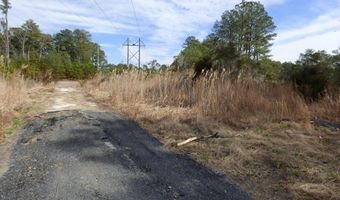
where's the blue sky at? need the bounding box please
[8,0,340,65]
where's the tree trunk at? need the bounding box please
[4,10,10,76]
[39,45,43,61]
[39,50,42,61]
[22,41,25,59]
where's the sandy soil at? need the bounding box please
[46,81,99,112]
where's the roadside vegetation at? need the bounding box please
[84,1,339,200]
[0,71,27,140]
[0,0,339,199]
[84,69,339,200]
[0,0,104,137]
[0,1,104,80]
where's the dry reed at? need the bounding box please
[310,91,340,122]
[84,70,340,200]
[86,70,309,125]
[0,75,28,138]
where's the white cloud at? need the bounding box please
[273,5,340,62]
[9,0,286,64]
[275,8,340,43]
[272,31,340,62]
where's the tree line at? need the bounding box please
[1,0,339,99]
[0,0,106,80]
[170,1,340,100]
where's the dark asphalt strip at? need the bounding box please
[0,110,253,200]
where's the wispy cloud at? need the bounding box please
[272,4,340,62]
[10,0,338,64]
[275,8,340,43]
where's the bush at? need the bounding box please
[333,64,340,86]
[281,50,332,100]
[294,65,330,100]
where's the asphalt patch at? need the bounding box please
[0,110,252,200]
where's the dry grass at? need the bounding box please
[86,70,309,125]
[84,70,340,200]
[0,76,26,138]
[0,74,40,141]
[310,90,340,123]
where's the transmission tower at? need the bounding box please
[123,37,145,68]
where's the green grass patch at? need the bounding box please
[4,117,25,136]
[328,171,340,182]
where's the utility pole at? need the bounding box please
[123,37,144,68]
[138,38,141,68]
[127,37,130,68]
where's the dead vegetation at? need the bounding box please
[0,75,42,141]
[310,89,340,123]
[84,70,339,200]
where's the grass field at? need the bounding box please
[84,70,340,200]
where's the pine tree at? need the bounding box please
[215,1,276,61]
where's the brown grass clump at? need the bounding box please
[84,70,339,200]
[310,90,340,123]
[86,70,309,126]
[0,75,28,140]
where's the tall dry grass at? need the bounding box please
[0,75,28,138]
[86,70,310,125]
[310,91,340,122]
[85,70,340,200]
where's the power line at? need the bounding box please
[126,0,146,67]
[56,0,106,53]
[91,0,118,30]
[129,0,141,36]
[57,0,93,27]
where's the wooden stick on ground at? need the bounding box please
[177,132,218,147]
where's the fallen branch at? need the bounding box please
[177,132,218,147]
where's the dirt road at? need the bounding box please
[0,81,252,200]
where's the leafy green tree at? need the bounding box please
[40,51,67,80]
[100,63,116,73]
[172,36,211,72]
[0,16,104,80]
[147,59,161,70]
[258,59,282,80]
[9,27,24,58]
[280,62,299,81]
[73,29,93,63]
[38,33,53,60]
[294,49,331,99]
[21,20,42,60]
[297,49,331,66]
[173,1,277,78]
[181,36,209,68]
[159,64,168,72]
[54,29,76,60]
[54,29,106,65]
[331,48,340,86]
[214,1,276,61]
[207,42,238,70]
